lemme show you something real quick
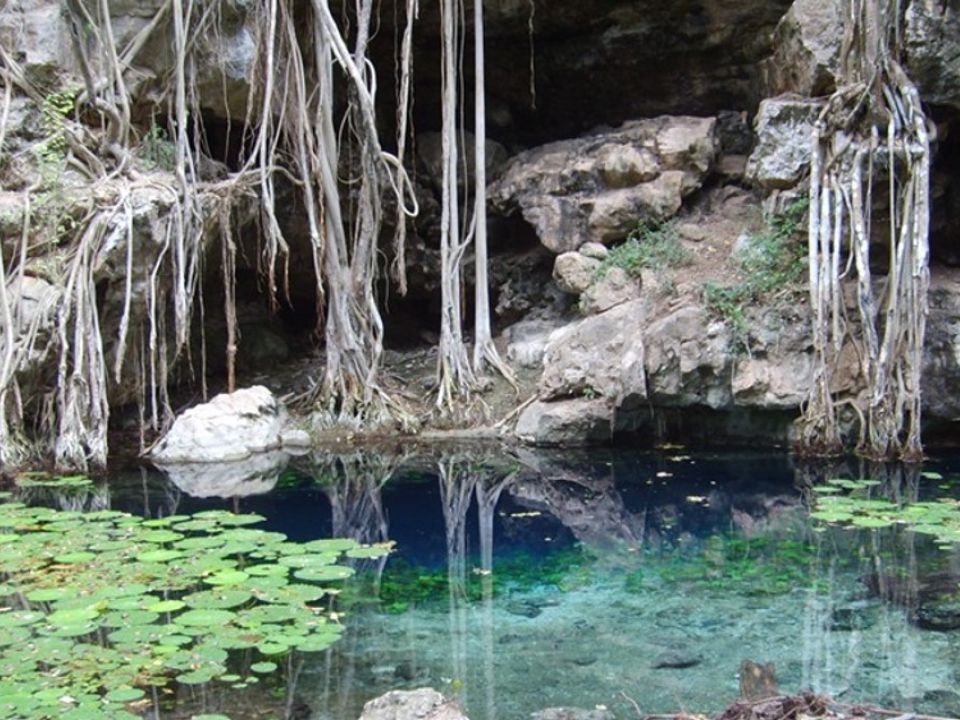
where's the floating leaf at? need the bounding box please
[293,565,354,582]
[250,661,277,673]
[176,609,236,627]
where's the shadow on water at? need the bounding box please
[9,447,960,720]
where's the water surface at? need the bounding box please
[16,448,960,719]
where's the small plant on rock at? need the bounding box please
[597,219,693,279]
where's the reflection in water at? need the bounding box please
[24,448,960,719]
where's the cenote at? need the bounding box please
[3,448,960,720]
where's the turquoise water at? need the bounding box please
[13,449,960,719]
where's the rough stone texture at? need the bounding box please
[578,242,609,260]
[578,267,641,315]
[539,299,649,402]
[531,710,615,720]
[644,306,732,409]
[745,97,824,192]
[0,0,255,120]
[905,0,960,112]
[762,0,841,96]
[157,450,288,498]
[489,117,718,254]
[515,398,613,446]
[357,689,468,720]
[504,318,568,369]
[553,252,601,295]
[149,386,288,463]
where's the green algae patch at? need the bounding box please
[0,502,392,719]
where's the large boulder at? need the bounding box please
[539,298,649,402]
[644,305,732,409]
[762,0,841,96]
[745,97,823,192]
[515,397,614,446]
[489,117,717,254]
[357,689,468,720]
[149,386,299,464]
[904,0,960,112]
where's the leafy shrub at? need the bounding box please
[703,198,809,345]
[597,219,693,279]
[139,123,177,172]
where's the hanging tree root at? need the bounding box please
[799,0,931,461]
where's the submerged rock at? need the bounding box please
[531,709,614,720]
[739,660,780,700]
[149,386,301,463]
[652,650,703,669]
[357,688,468,720]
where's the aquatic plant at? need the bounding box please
[811,476,960,547]
[639,535,823,596]
[0,502,391,718]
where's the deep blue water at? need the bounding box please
[13,448,960,719]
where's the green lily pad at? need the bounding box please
[293,565,354,582]
[175,609,236,627]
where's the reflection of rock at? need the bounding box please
[156,450,288,498]
[149,386,305,463]
[532,709,614,720]
[358,689,469,720]
[509,452,645,550]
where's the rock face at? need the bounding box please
[149,386,298,464]
[762,0,841,96]
[357,689,468,720]
[489,117,718,254]
[515,397,613,446]
[745,97,823,192]
[539,299,648,402]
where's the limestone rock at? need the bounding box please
[489,117,717,254]
[515,398,613,446]
[905,0,960,112]
[149,386,288,464]
[504,318,566,369]
[553,252,600,295]
[578,267,641,315]
[578,242,609,260]
[745,97,823,192]
[746,97,823,192]
[762,0,841,96]
[357,689,468,720]
[644,306,732,408]
[540,299,648,402]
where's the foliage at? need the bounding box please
[138,124,177,173]
[633,534,822,597]
[811,475,960,547]
[597,219,692,279]
[703,198,809,344]
[0,502,391,719]
[350,546,595,614]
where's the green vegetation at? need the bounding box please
[349,546,595,614]
[597,219,693,279]
[704,198,809,342]
[629,534,822,597]
[138,123,177,172]
[811,476,960,547]
[0,502,390,719]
